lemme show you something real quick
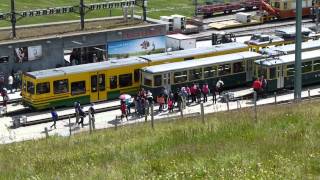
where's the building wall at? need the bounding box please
[0,23,166,78]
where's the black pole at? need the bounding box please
[142,0,147,21]
[194,0,198,16]
[294,0,302,101]
[80,0,85,30]
[11,0,16,38]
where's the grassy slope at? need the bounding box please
[0,101,320,179]
[0,0,209,27]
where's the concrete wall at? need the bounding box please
[0,23,166,78]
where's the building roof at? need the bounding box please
[140,42,248,63]
[26,57,146,79]
[259,40,320,56]
[255,49,320,66]
[142,51,261,74]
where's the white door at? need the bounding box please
[277,65,285,89]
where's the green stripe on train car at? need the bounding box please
[108,90,121,100]
[49,95,90,109]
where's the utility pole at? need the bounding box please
[80,0,85,30]
[194,0,198,17]
[294,0,302,101]
[11,0,16,38]
[136,0,148,21]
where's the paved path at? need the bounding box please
[0,86,319,144]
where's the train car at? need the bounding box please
[140,42,249,65]
[140,51,263,97]
[254,49,320,91]
[259,40,320,56]
[22,58,148,110]
[245,34,286,52]
[22,42,249,110]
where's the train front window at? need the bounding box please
[314,60,320,71]
[143,74,152,87]
[27,81,35,94]
[36,82,50,94]
[233,61,245,73]
[71,81,86,95]
[189,68,202,81]
[99,74,105,91]
[302,61,312,73]
[218,64,231,76]
[110,76,117,89]
[154,75,162,87]
[269,67,277,79]
[286,64,295,76]
[53,79,68,94]
[174,71,187,84]
[119,73,132,88]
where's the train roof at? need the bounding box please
[26,57,146,79]
[139,42,247,62]
[259,40,320,56]
[142,51,261,74]
[255,49,320,66]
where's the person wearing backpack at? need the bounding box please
[50,107,58,129]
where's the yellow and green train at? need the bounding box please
[22,42,249,110]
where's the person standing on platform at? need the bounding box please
[8,75,13,93]
[211,84,217,104]
[252,78,262,100]
[120,100,128,121]
[78,106,86,127]
[1,90,8,108]
[202,83,209,103]
[89,103,96,129]
[216,79,224,96]
[50,107,58,129]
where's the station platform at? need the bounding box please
[0,85,319,144]
[0,90,21,103]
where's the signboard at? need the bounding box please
[14,45,42,63]
[107,36,166,59]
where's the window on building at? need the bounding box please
[204,66,217,78]
[154,75,162,87]
[189,68,202,81]
[91,75,98,92]
[218,64,231,76]
[174,71,188,84]
[110,76,117,89]
[302,61,312,73]
[269,67,277,79]
[233,61,245,73]
[314,60,320,71]
[27,81,35,94]
[36,82,50,94]
[134,69,140,82]
[99,74,105,91]
[286,64,295,76]
[53,79,68,94]
[71,81,86,95]
[119,73,132,88]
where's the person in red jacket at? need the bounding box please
[120,100,128,121]
[252,78,262,100]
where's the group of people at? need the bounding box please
[50,102,95,129]
[252,75,268,100]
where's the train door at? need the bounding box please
[276,65,284,89]
[163,73,171,93]
[90,73,106,102]
[246,59,254,81]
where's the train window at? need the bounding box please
[314,60,320,71]
[27,81,35,94]
[257,66,268,78]
[71,81,86,95]
[189,68,202,81]
[134,69,140,82]
[144,76,152,86]
[119,74,132,88]
[269,67,276,79]
[302,61,312,73]
[286,64,295,76]
[36,82,50,94]
[204,66,217,78]
[218,64,231,76]
[53,79,68,94]
[174,71,187,84]
[110,76,117,89]
[233,62,245,73]
[154,75,162,87]
[91,75,98,92]
[99,74,105,91]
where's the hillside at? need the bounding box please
[0,100,319,179]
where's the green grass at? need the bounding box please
[0,0,211,27]
[0,100,320,179]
